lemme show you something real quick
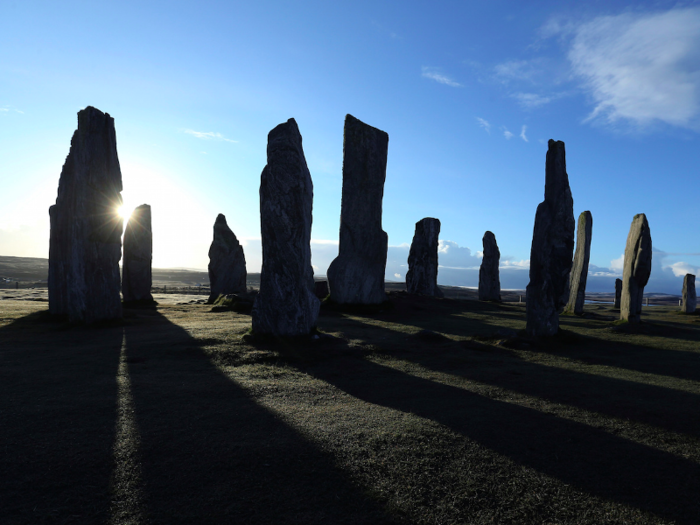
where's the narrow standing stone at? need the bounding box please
[478,231,501,301]
[564,211,593,315]
[252,119,320,336]
[406,218,443,297]
[207,214,247,303]
[327,114,389,304]
[614,278,622,309]
[682,274,696,313]
[122,204,153,304]
[49,106,123,323]
[525,140,575,336]
[620,214,652,323]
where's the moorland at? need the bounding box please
[2,283,700,524]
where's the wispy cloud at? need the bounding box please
[182,129,238,143]
[493,59,545,83]
[511,92,553,108]
[422,66,462,87]
[476,117,491,133]
[568,7,700,128]
[502,127,514,140]
[0,105,24,115]
[520,125,528,142]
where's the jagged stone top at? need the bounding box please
[56,106,122,205]
[544,139,570,202]
[210,213,241,254]
[267,118,305,161]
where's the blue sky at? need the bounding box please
[1,0,699,293]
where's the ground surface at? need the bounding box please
[2,292,700,524]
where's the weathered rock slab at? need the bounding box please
[620,214,652,323]
[122,204,153,303]
[207,214,247,303]
[327,114,389,305]
[565,211,593,315]
[614,278,622,309]
[406,217,443,297]
[682,274,696,313]
[525,140,575,336]
[314,280,329,299]
[252,118,320,336]
[478,231,501,302]
[48,106,123,323]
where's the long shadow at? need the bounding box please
[123,309,400,525]
[0,310,123,524]
[333,313,700,439]
[280,339,700,524]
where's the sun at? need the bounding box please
[117,205,132,219]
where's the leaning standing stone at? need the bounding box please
[122,204,154,304]
[252,119,320,336]
[49,106,123,323]
[327,114,389,304]
[682,274,696,313]
[478,231,501,301]
[207,214,247,303]
[614,278,622,309]
[525,140,575,336]
[564,211,593,315]
[406,218,443,297]
[620,214,652,323]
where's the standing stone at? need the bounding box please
[207,214,247,303]
[406,218,443,297]
[620,214,652,323]
[122,204,154,304]
[525,140,575,336]
[327,114,389,304]
[478,231,501,302]
[49,106,123,323]
[614,278,622,309]
[682,274,696,313]
[564,211,593,315]
[252,119,320,336]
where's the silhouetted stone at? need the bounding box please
[478,231,501,301]
[406,217,443,297]
[526,140,575,336]
[48,106,123,323]
[614,278,622,309]
[620,214,652,323]
[252,119,320,336]
[314,280,329,299]
[327,114,389,305]
[682,274,696,313]
[122,204,153,304]
[207,214,246,303]
[564,211,593,315]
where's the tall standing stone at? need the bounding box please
[620,214,652,323]
[478,231,501,302]
[327,114,389,305]
[525,140,575,336]
[406,218,443,297]
[207,214,247,303]
[614,278,622,309]
[564,211,593,315]
[252,119,320,336]
[682,274,696,313]
[122,204,153,304]
[49,106,123,323]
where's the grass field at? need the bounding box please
[1,292,700,524]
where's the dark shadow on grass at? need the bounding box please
[277,335,700,524]
[122,309,401,525]
[0,309,123,524]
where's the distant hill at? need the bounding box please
[0,255,267,287]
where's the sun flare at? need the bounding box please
[117,206,131,219]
